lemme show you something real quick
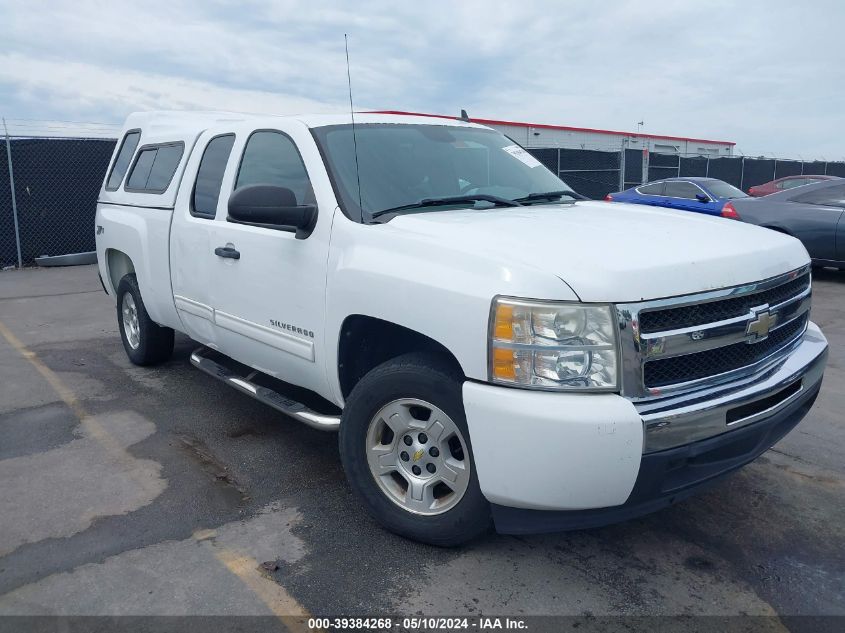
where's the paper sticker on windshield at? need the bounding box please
[502,144,542,168]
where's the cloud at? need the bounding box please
[0,53,339,118]
[1,0,843,157]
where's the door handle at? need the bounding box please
[214,246,240,260]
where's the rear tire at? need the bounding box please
[339,352,491,546]
[116,274,174,366]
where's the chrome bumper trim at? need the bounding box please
[638,321,827,453]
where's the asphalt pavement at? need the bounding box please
[0,264,842,632]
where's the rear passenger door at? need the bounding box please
[170,131,237,346]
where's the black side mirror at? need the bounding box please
[227,184,317,239]
[695,193,711,203]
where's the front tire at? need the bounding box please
[339,353,491,546]
[116,274,174,366]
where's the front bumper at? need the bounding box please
[462,322,827,533]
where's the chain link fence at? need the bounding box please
[1,133,116,268]
[527,146,845,202]
[1,125,844,268]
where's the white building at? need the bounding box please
[372,110,735,157]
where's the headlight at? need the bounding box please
[489,297,619,391]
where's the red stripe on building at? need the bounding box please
[369,110,736,147]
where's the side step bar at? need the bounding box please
[190,347,341,431]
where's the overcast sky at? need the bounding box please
[1,0,843,158]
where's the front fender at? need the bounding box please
[323,212,577,403]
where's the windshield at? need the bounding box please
[311,123,575,221]
[706,180,748,199]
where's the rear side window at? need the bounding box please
[793,184,845,208]
[235,131,311,204]
[780,178,807,190]
[192,135,236,218]
[105,130,141,191]
[126,143,184,193]
[664,181,702,199]
[637,182,664,195]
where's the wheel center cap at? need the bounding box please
[399,439,437,479]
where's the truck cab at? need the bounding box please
[96,111,828,545]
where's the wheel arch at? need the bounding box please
[337,315,464,400]
[105,248,136,296]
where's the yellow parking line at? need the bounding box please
[0,318,317,628]
[194,529,315,628]
[0,319,126,459]
[0,319,87,420]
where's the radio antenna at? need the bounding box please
[344,34,364,220]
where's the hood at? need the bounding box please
[388,201,810,303]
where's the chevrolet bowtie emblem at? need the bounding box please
[746,309,777,340]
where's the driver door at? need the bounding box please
[208,122,331,396]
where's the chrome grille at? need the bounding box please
[643,314,808,388]
[617,265,812,400]
[638,273,810,333]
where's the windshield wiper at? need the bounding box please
[513,190,587,203]
[371,194,522,219]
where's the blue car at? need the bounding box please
[606,177,748,218]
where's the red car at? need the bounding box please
[748,174,840,197]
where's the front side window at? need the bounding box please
[705,180,747,199]
[125,143,184,193]
[663,181,702,199]
[235,131,312,203]
[311,123,574,221]
[105,130,141,190]
[192,135,236,218]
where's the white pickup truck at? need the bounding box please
[96,111,828,545]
